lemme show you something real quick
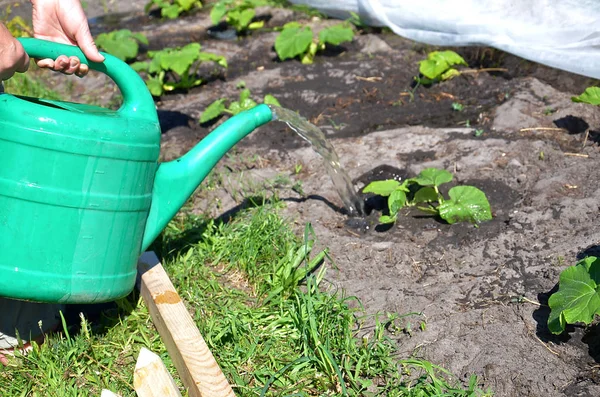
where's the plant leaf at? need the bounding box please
[176,0,198,11]
[95,29,143,61]
[413,187,438,204]
[437,186,492,224]
[419,50,467,80]
[572,87,600,106]
[161,4,181,19]
[263,94,281,107]
[197,51,228,68]
[388,189,406,215]
[318,24,354,46]
[210,2,227,24]
[130,61,150,72]
[200,98,226,123]
[362,180,400,196]
[275,23,313,61]
[146,76,164,97]
[160,43,201,75]
[379,215,397,224]
[548,257,600,334]
[441,68,460,81]
[413,168,453,187]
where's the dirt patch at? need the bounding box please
[16,4,600,396]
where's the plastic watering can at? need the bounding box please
[0,38,272,304]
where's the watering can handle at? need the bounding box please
[17,37,156,119]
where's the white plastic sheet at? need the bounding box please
[289,0,600,79]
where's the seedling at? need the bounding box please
[363,167,492,225]
[132,43,227,96]
[200,87,280,123]
[451,102,464,111]
[548,256,600,334]
[144,0,202,19]
[210,0,269,33]
[275,22,354,64]
[95,29,148,62]
[572,86,600,105]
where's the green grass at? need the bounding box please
[3,69,62,101]
[0,197,492,396]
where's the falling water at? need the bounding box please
[269,105,365,217]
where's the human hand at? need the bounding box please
[0,24,30,81]
[31,0,104,77]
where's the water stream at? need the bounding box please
[269,106,365,217]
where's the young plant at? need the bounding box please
[548,256,600,334]
[145,0,202,19]
[95,29,148,62]
[200,86,280,123]
[572,86,600,106]
[131,43,227,96]
[210,0,269,33]
[363,167,492,225]
[275,22,354,64]
[417,50,468,83]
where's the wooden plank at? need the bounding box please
[100,390,122,397]
[134,347,182,397]
[137,252,235,397]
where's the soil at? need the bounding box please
[6,1,600,396]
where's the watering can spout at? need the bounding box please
[141,104,273,251]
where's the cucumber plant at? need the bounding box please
[145,0,202,19]
[548,256,600,334]
[274,22,354,64]
[572,86,600,105]
[132,43,227,96]
[363,167,492,225]
[210,0,270,33]
[95,30,148,62]
[200,84,280,123]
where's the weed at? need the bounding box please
[363,167,492,225]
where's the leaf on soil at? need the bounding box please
[413,168,453,187]
[197,52,228,68]
[318,24,354,46]
[572,87,600,106]
[95,29,147,61]
[275,22,313,61]
[200,98,226,123]
[162,4,181,18]
[146,76,164,97]
[379,215,397,224]
[419,50,467,80]
[362,180,401,196]
[210,2,227,24]
[437,186,492,224]
[388,189,407,215]
[548,256,600,334]
[263,94,281,107]
[158,43,201,75]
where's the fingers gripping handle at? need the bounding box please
[17,38,156,119]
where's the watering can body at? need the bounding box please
[0,38,272,304]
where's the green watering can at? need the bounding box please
[0,38,272,304]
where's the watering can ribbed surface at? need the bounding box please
[0,38,272,303]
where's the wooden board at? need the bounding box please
[137,252,235,397]
[134,347,182,397]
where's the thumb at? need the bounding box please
[75,25,104,63]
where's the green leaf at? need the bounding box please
[161,4,181,18]
[419,50,467,80]
[572,87,600,106]
[275,23,313,61]
[548,257,600,334]
[228,8,255,30]
[263,94,281,107]
[210,2,227,24]
[228,101,242,115]
[130,61,150,72]
[318,24,354,46]
[388,189,406,215]
[413,168,453,187]
[197,52,228,68]
[95,29,147,61]
[160,43,201,75]
[239,88,251,102]
[362,180,401,196]
[379,215,397,224]
[413,187,438,204]
[146,76,164,96]
[437,186,492,224]
[441,68,460,81]
[200,98,226,123]
[176,0,198,11]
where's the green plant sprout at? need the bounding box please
[548,256,600,334]
[132,43,227,96]
[275,22,354,64]
[200,87,280,123]
[363,167,492,225]
[415,50,508,86]
[145,0,202,19]
[210,0,270,33]
[452,102,464,111]
[95,29,148,62]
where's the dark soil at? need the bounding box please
[7,1,600,395]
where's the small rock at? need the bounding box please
[517,173,527,183]
[372,242,393,251]
[509,159,523,168]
